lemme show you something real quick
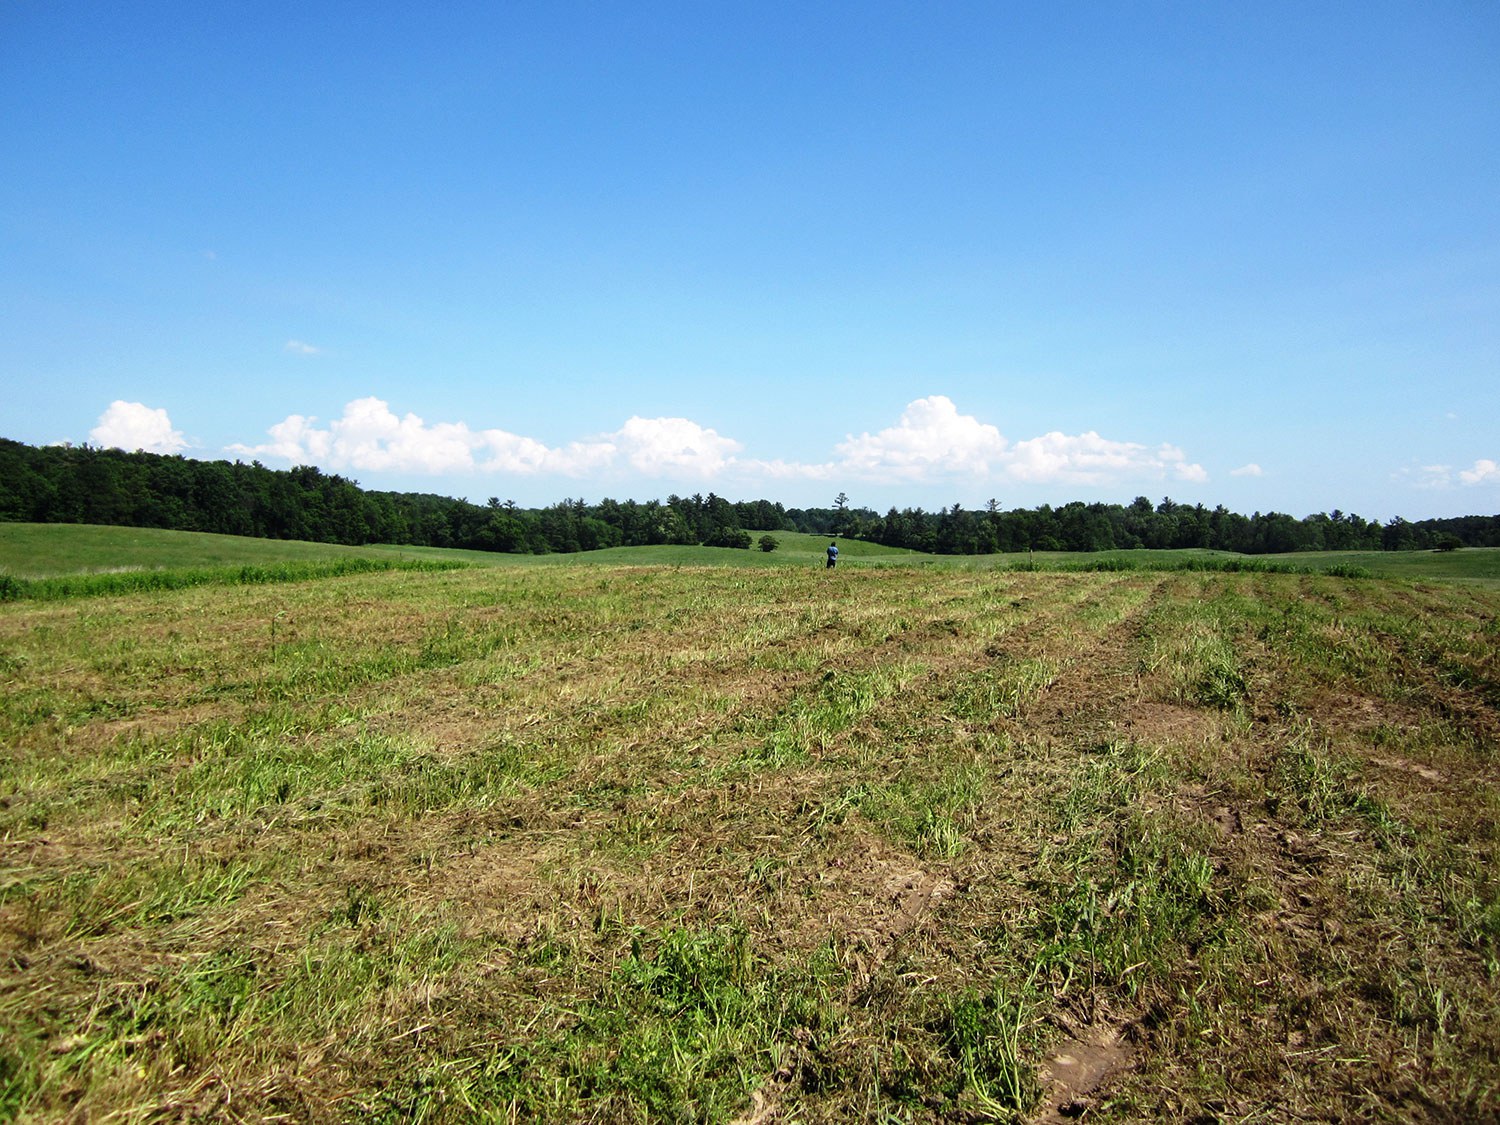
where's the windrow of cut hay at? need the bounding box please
[1,564,1497,1121]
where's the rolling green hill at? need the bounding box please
[3,521,1498,586]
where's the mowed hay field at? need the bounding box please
[2,559,1499,1121]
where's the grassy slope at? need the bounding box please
[519,531,927,569]
[2,545,1498,1121]
[1257,546,1500,584]
[4,522,1499,584]
[0,524,920,578]
[0,523,429,579]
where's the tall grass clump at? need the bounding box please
[940,985,1040,1118]
[0,557,467,601]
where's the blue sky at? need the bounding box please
[3,2,1497,520]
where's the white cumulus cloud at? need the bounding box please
[1231,463,1264,477]
[613,416,743,475]
[284,339,322,356]
[1398,464,1455,490]
[233,398,498,474]
[830,397,1206,487]
[835,396,1007,480]
[474,429,588,475]
[232,398,743,481]
[1459,459,1499,485]
[90,401,187,454]
[1004,432,1205,485]
[228,393,1208,493]
[1163,446,1210,483]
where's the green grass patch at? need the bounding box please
[0,556,465,601]
[12,522,1497,587]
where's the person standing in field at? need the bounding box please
[826,541,838,569]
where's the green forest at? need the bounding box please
[3,437,1496,556]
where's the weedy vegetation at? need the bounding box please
[1,529,1498,1121]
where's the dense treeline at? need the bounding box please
[784,497,1500,553]
[2,438,1496,556]
[0,439,785,553]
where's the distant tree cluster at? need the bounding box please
[2,438,1495,556]
[785,497,1500,554]
[0,440,786,553]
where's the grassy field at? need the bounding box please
[5,522,1500,585]
[2,527,1499,1121]
[0,524,929,581]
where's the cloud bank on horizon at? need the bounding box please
[1407,460,1500,490]
[108,393,1213,493]
[89,402,188,457]
[85,394,1500,505]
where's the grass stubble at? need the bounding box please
[1,561,1498,1121]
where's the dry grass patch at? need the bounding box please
[2,565,1498,1121]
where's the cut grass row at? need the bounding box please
[1,561,1497,1120]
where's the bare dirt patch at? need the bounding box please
[1370,755,1446,783]
[820,836,958,989]
[1121,700,1216,746]
[1036,1021,1138,1122]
